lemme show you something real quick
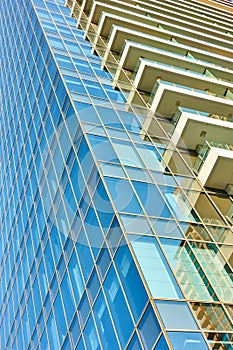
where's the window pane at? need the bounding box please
[70,314,80,347]
[104,265,134,348]
[60,273,75,324]
[160,238,216,301]
[83,314,101,350]
[168,332,209,350]
[115,243,148,321]
[155,301,198,329]
[105,177,143,214]
[132,181,173,218]
[190,241,233,302]
[154,335,169,350]
[53,292,67,345]
[150,218,183,238]
[128,235,183,299]
[87,135,119,163]
[137,144,165,171]
[93,290,119,350]
[127,333,142,350]
[120,214,152,235]
[68,250,84,305]
[138,304,161,350]
[112,140,144,167]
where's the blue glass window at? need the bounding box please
[38,259,48,301]
[97,245,111,280]
[75,103,100,123]
[65,41,82,54]
[22,309,30,348]
[104,265,134,348]
[80,192,91,222]
[27,294,36,333]
[76,229,94,281]
[40,330,49,350]
[150,218,183,238]
[87,135,119,163]
[136,144,165,171]
[76,337,85,350]
[96,106,122,128]
[124,166,152,182]
[103,83,125,100]
[17,326,24,350]
[50,225,62,264]
[53,292,67,345]
[127,333,142,350]
[84,206,104,258]
[37,8,51,20]
[160,238,216,301]
[117,111,142,132]
[128,235,183,299]
[138,303,161,350]
[87,268,100,303]
[68,250,84,305]
[132,181,173,218]
[84,80,107,99]
[70,160,84,203]
[105,177,143,214]
[60,273,75,325]
[115,243,148,321]
[48,36,65,50]
[47,312,59,350]
[50,276,59,303]
[100,162,126,178]
[154,335,169,350]
[155,300,198,329]
[93,290,119,350]
[168,332,209,350]
[70,313,81,347]
[62,336,72,350]
[34,0,44,6]
[32,277,42,318]
[65,77,86,95]
[83,314,101,350]
[57,254,66,280]
[151,171,177,186]
[112,140,144,167]
[120,214,152,235]
[93,180,114,233]
[159,186,199,222]
[73,58,93,74]
[79,291,90,327]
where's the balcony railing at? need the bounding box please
[171,107,209,125]
[193,140,233,174]
[148,80,210,106]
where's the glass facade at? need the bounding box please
[0,0,232,349]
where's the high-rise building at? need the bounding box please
[0,0,233,349]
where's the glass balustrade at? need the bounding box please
[193,140,233,174]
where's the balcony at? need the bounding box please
[89,10,233,62]
[170,108,233,150]
[115,40,233,84]
[131,59,233,96]
[193,141,233,190]
[138,80,233,118]
[104,25,233,71]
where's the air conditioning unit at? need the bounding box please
[225,184,233,196]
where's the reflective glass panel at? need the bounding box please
[128,235,183,298]
[155,300,198,330]
[160,238,216,301]
[168,332,209,350]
